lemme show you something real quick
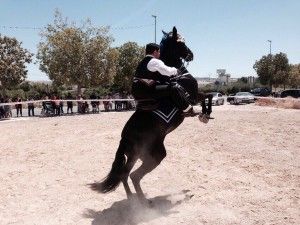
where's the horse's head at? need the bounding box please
[160,26,193,68]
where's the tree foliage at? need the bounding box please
[272,53,290,88]
[253,52,289,89]
[113,42,144,92]
[288,64,300,88]
[37,10,116,95]
[0,35,33,88]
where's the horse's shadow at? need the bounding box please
[83,190,193,225]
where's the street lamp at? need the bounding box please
[267,40,272,55]
[152,15,157,43]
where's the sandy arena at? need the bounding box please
[0,103,299,225]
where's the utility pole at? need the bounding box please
[267,40,272,55]
[152,15,157,43]
[267,40,272,91]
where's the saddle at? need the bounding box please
[136,99,159,111]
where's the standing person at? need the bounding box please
[66,93,73,114]
[15,97,23,117]
[59,97,64,114]
[132,43,201,115]
[51,95,60,116]
[27,98,35,117]
[55,96,61,116]
[0,97,4,118]
[90,93,97,113]
[42,95,49,115]
[103,95,110,112]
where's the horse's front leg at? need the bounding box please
[198,92,212,123]
[206,93,213,115]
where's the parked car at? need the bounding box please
[227,92,255,104]
[250,87,271,97]
[280,89,300,98]
[205,92,225,106]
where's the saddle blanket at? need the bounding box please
[152,99,179,124]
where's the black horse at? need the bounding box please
[89,27,212,205]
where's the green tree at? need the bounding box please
[253,52,289,89]
[253,55,275,88]
[113,42,144,92]
[288,64,300,88]
[237,77,248,84]
[272,52,290,88]
[0,35,33,89]
[37,10,115,95]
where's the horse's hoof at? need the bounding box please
[198,114,209,123]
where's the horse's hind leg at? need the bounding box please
[121,155,138,199]
[130,143,166,205]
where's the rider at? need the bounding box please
[132,43,201,116]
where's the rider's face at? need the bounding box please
[153,49,160,59]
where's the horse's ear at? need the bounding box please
[162,30,168,36]
[172,26,177,40]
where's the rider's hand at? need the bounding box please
[176,68,183,75]
[169,74,177,82]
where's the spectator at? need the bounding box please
[103,95,112,112]
[0,97,4,119]
[15,97,22,117]
[51,95,60,116]
[90,93,97,114]
[82,97,89,114]
[96,97,100,113]
[67,94,73,114]
[59,97,64,114]
[114,92,122,111]
[127,94,135,110]
[42,95,49,115]
[27,98,35,117]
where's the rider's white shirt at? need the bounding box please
[146,55,177,76]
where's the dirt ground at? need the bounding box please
[0,103,299,225]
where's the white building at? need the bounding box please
[216,69,231,85]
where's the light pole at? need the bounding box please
[267,40,272,91]
[267,40,272,55]
[152,15,157,43]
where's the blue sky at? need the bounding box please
[1,0,299,81]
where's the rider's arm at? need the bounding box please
[147,58,177,76]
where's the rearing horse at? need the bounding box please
[89,27,212,206]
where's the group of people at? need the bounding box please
[0,93,136,119]
[0,96,33,119]
[1,42,198,120]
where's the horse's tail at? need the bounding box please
[89,139,127,193]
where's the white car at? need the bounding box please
[227,92,255,104]
[206,92,225,106]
